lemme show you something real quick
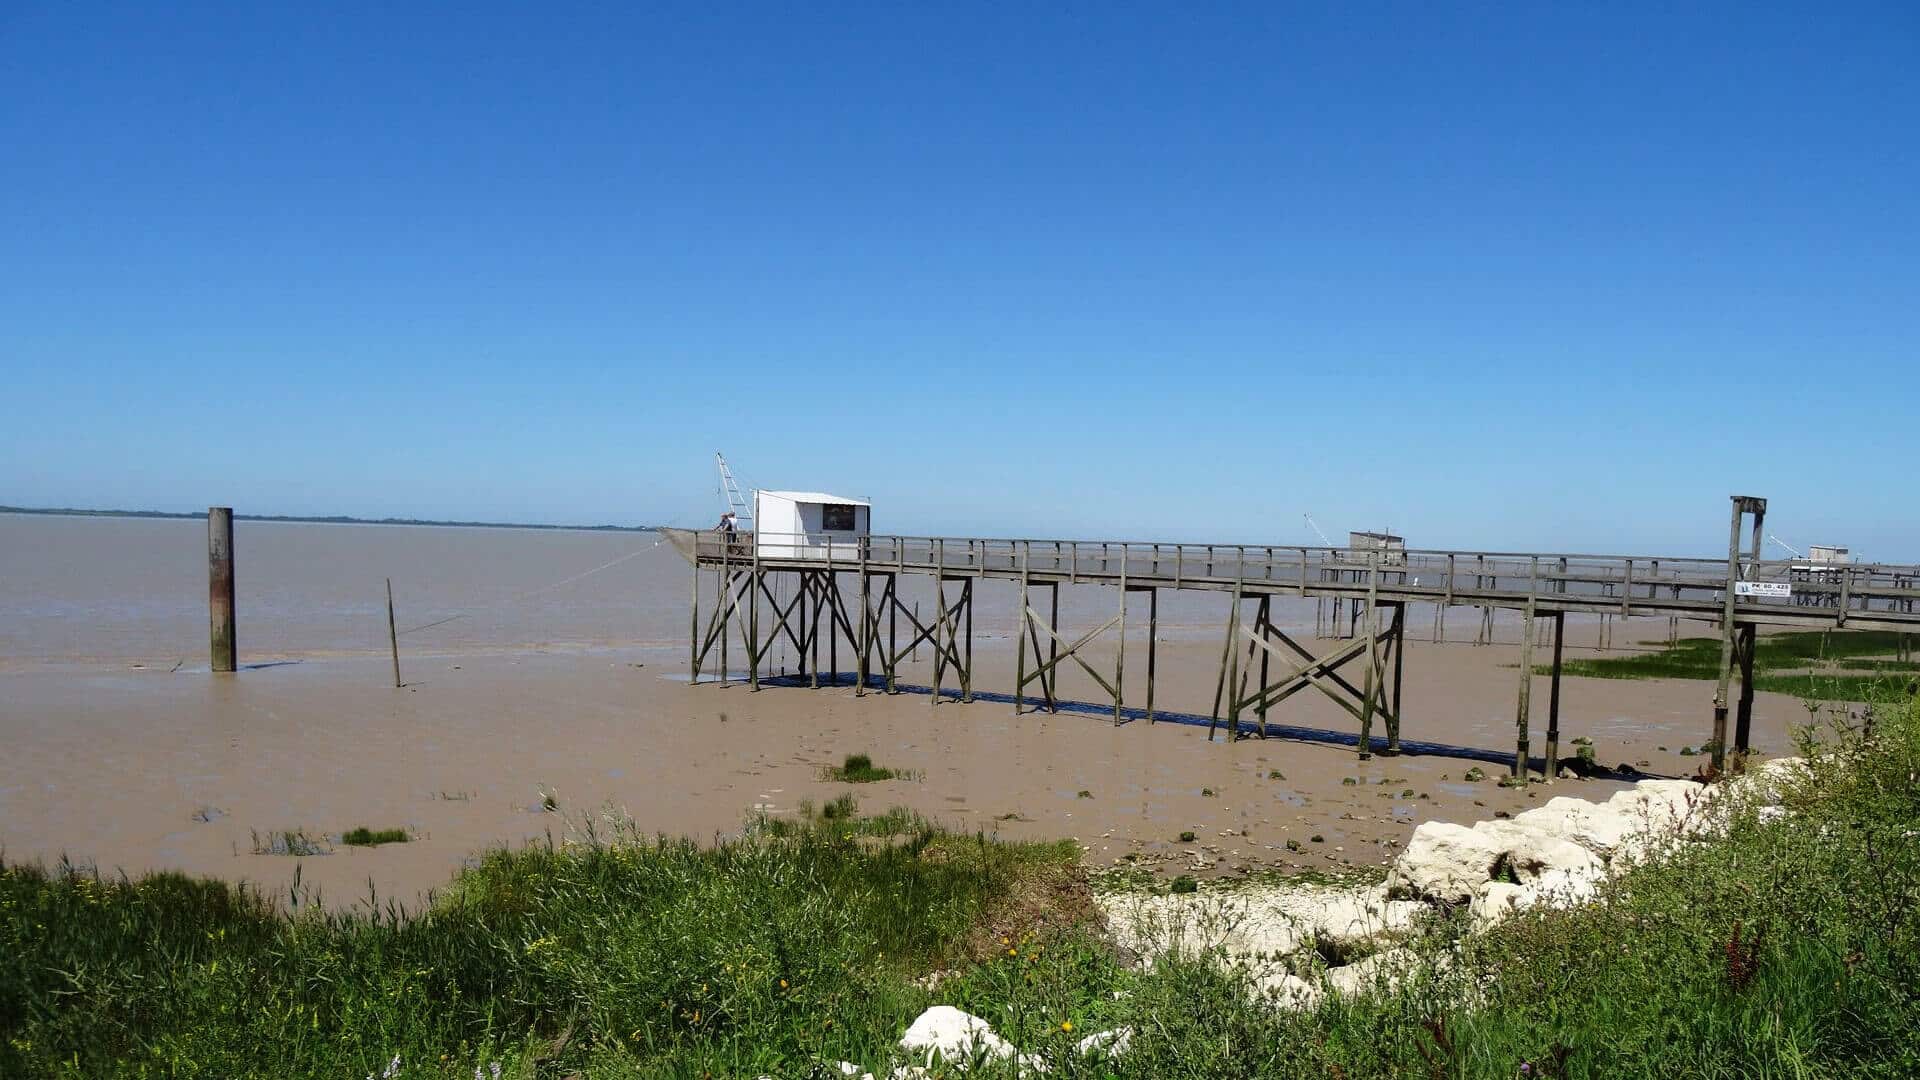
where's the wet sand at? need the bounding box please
[0,627,1798,909]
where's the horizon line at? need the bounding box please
[0,504,660,534]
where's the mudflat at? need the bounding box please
[0,514,1796,907]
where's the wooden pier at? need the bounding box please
[670,496,1919,776]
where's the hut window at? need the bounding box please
[821,504,857,531]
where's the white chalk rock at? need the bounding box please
[1607,779,1716,864]
[1324,947,1418,996]
[1075,1026,1134,1058]
[1100,890,1305,967]
[836,1062,875,1080]
[1469,882,1530,932]
[1311,885,1426,943]
[1471,820,1607,883]
[1530,865,1601,906]
[1511,796,1635,858]
[1744,757,1810,802]
[1632,779,1714,828]
[1386,821,1503,903]
[1255,969,1324,1010]
[899,1006,1016,1068]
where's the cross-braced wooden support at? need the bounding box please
[1211,590,1406,755]
[693,560,877,692]
[851,572,974,701]
[1013,572,1152,726]
[691,567,753,684]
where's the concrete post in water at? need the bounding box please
[208,507,236,673]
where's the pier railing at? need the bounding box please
[687,530,1920,631]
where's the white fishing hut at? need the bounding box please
[753,490,871,559]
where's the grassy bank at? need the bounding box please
[1540,629,1920,700]
[4,695,1918,1078]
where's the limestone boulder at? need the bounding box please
[1469,882,1530,932]
[1323,947,1419,997]
[1471,819,1607,884]
[1310,884,1428,949]
[1744,757,1810,802]
[1511,796,1635,858]
[1100,891,1304,968]
[1386,821,1503,903]
[1607,779,1716,865]
[1253,969,1323,1010]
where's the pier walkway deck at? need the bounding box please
[668,496,1917,776]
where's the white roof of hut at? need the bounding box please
[758,490,871,506]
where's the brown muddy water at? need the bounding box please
[0,513,1795,908]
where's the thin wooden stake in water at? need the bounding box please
[386,577,402,689]
[208,507,236,672]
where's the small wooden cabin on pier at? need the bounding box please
[752,490,871,559]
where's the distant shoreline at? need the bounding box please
[0,505,659,534]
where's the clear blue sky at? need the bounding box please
[3,4,1915,557]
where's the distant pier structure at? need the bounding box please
[667,495,1920,776]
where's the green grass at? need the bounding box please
[247,828,330,856]
[1,807,1085,1078]
[821,753,911,783]
[1542,629,1920,700]
[5,695,1918,1078]
[341,826,410,847]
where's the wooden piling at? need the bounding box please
[856,540,870,696]
[962,578,974,704]
[825,544,837,688]
[1545,610,1564,781]
[1734,624,1757,754]
[931,574,946,705]
[1358,553,1379,759]
[1114,556,1126,726]
[1048,580,1060,691]
[1145,586,1158,723]
[1255,596,1271,736]
[1387,602,1405,754]
[719,542,731,685]
[689,542,700,684]
[887,578,898,693]
[208,507,236,672]
[1514,556,1538,778]
[1015,543,1030,715]
[1711,497,1747,770]
[386,577,401,688]
[749,547,761,691]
